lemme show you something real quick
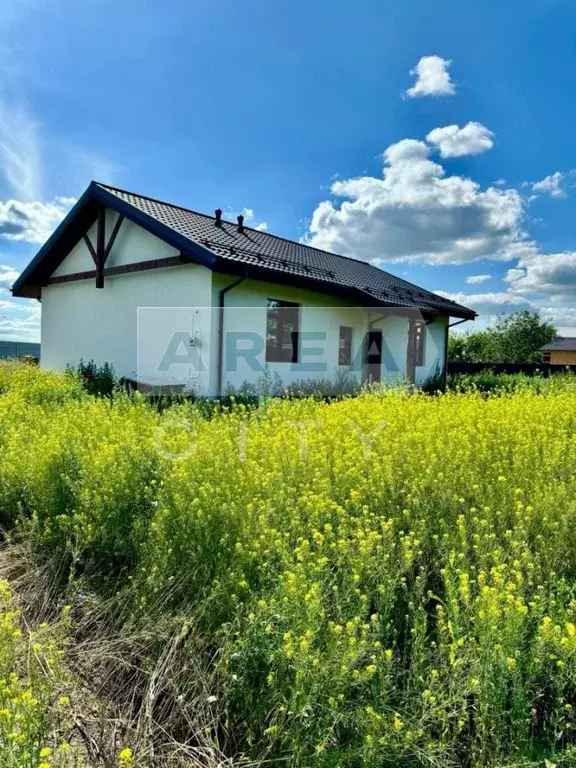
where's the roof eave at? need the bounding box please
[450,308,477,321]
[359,289,476,321]
[12,181,219,298]
[11,181,480,322]
[12,185,97,298]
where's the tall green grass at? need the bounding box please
[447,369,576,394]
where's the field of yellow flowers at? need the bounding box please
[2,362,576,767]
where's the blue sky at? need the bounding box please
[2,0,576,340]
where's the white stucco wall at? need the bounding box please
[42,265,213,387]
[42,215,213,389]
[369,313,408,383]
[210,274,368,396]
[416,315,448,386]
[368,313,448,386]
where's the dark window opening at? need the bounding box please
[542,352,551,364]
[339,326,353,365]
[266,299,300,363]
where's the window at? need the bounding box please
[542,352,551,364]
[266,299,300,363]
[339,326,353,365]
[414,321,425,367]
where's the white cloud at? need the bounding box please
[0,86,81,247]
[437,291,576,332]
[406,55,455,98]
[0,95,41,201]
[538,306,576,328]
[306,136,532,265]
[0,197,75,244]
[466,274,492,284]
[241,207,254,218]
[505,252,576,301]
[0,263,19,286]
[222,206,268,232]
[427,122,494,158]
[0,299,40,342]
[531,171,566,198]
[437,290,534,317]
[504,268,525,283]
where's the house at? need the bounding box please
[540,338,576,366]
[12,182,476,396]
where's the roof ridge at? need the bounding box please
[94,181,456,306]
[94,181,223,222]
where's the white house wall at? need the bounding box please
[367,312,448,386]
[42,210,214,388]
[42,264,213,388]
[209,274,442,396]
[417,316,448,386]
[51,227,96,277]
[369,313,408,383]
[210,274,367,396]
[41,211,449,394]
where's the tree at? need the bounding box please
[448,311,557,364]
[489,311,557,363]
[448,330,492,363]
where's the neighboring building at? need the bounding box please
[12,182,476,396]
[541,338,576,365]
[0,340,40,361]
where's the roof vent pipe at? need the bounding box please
[237,214,244,234]
[215,208,222,227]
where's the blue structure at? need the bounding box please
[0,340,41,360]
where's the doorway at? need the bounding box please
[364,330,383,383]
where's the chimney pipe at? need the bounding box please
[215,208,222,227]
[237,214,245,234]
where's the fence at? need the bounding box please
[447,362,576,376]
[0,341,41,361]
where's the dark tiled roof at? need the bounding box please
[541,337,576,352]
[13,182,476,319]
[96,184,475,318]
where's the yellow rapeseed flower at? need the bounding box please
[119,747,134,764]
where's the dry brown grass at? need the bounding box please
[0,535,245,768]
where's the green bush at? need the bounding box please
[70,360,116,398]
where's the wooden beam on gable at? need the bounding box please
[84,209,124,289]
[105,215,124,258]
[95,208,106,288]
[46,254,192,286]
[83,235,98,266]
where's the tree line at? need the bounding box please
[448,310,557,364]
